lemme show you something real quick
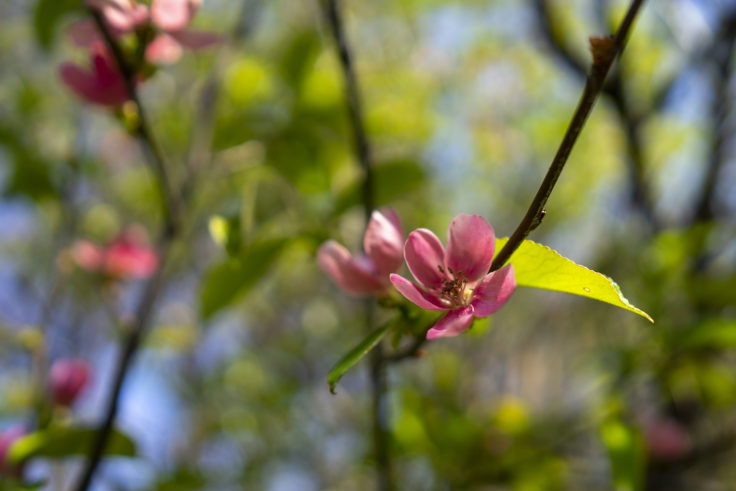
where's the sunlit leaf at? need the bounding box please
[8,425,136,463]
[327,322,392,394]
[496,238,653,322]
[200,238,288,319]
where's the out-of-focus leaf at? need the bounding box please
[208,214,242,257]
[496,238,653,322]
[34,0,83,50]
[599,419,644,491]
[200,238,287,319]
[327,322,392,394]
[677,319,736,349]
[0,126,56,200]
[335,159,425,213]
[0,479,45,491]
[8,426,136,463]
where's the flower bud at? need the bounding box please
[49,358,91,407]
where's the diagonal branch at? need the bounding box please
[491,0,647,271]
[533,0,657,228]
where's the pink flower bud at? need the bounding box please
[71,226,159,280]
[0,426,26,477]
[643,417,691,462]
[49,358,91,407]
[59,42,130,107]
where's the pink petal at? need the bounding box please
[426,306,475,339]
[151,0,198,31]
[445,214,495,284]
[0,426,26,475]
[145,33,183,64]
[49,358,90,407]
[364,209,403,276]
[470,264,516,317]
[87,0,148,32]
[318,240,386,295]
[389,274,448,311]
[404,228,450,290]
[66,18,101,46]
[104,240,159,279]
[169,30,223,50]
[71,240,105,271]
[59,45,129,107]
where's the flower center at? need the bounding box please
[437,265,470,308]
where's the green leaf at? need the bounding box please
[8,425,136,464]
[599,419,645,491]
[497,238,653,322]
[34,0,83,50]
[200,238,287,319]
[334,159,425,213]
[677,319,736,349]
[327,323,391,394]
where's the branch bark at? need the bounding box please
[321,1,392,489]
[491,0,647,271]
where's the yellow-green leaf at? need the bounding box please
[496,238,653,322]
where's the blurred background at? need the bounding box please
[1,0,735,489]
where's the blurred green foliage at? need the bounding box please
[0,0,734,490]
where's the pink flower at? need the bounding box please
[390,214,516,339]
[0,426,26,477]
[49,358,91,407]
[72,226,159,279]
[318,208,404,296]
[70,0,220,65]
[59,42,130,107]
[642,417,692,462]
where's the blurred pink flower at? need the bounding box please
[59,42,130,107]
[49,358,91,407]
[643,417,692,461]
[72,226,159,279]
[318,208,404,296]
[0,426,26,477]
[390,214,516,339]
[69,0,220,65]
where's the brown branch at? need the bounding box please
[321,1,391,489]
[491,0,647,271]
[88,9,180,235]
[533,0,657,229]
[74,10,185,491]
[692,12,736,223]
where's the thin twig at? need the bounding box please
[322,0,374,219]
[491,0,647,271]
[88,9,180,235]
[692,12,736,223]
[73,238,173,491]
[533,0,657,227]
[321,1,392,489]
[74,10,184,491]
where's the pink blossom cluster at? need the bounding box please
[60,0,220,106]
[71,226,159,280]
[318,211,516,339]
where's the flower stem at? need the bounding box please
[490,0,647,272]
